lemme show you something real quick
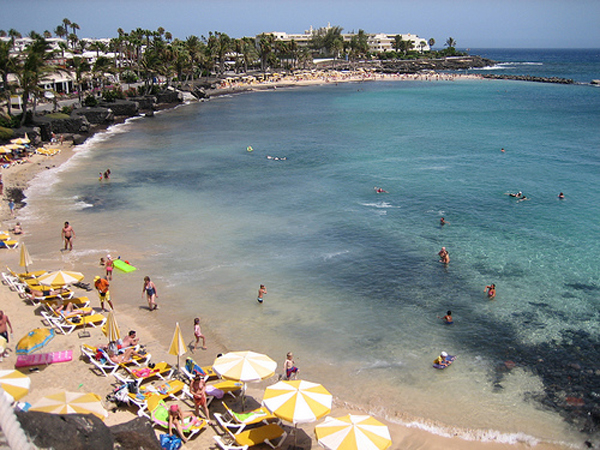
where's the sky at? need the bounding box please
[1,0,599,49]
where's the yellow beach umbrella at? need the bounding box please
[10,133,29,145]
[0,370,31,403]
[37,270,84,288]
[315,414,392,450]
[213,350,277,410]
[0,146,12,154]
[263,379,332,424]
[16,328,55,355]
[213,351,277,383]
[102,311,121,343]
[19,243,33,274]
[30,391,108,420]
[168,322,186,371]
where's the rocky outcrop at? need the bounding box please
[72,107,115,125]
[98,100,139,117]
[32,115,90,141]
[481,74,575,84]
[378,55,495,73]
[127,96,157,110]
[156,90,182,104]
[16,412,161,450]
[16,411,114,450]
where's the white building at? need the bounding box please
[265,25,430,54]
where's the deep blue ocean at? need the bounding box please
[23,49,600,446]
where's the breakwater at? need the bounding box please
[482,74,575,84]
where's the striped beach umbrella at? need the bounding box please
[212,351,277,383]
[19,243,33,274]
[263,379,332,424]
[0,370,31,403]
[30,391,108,420]
[315,414,392,450]
[213,350,277,410]
[168,322,186,371]
[37,270,84,288]
[103,311,121,343]
[16,328,55,355]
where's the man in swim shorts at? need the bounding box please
[61,221,75,251]
[0,311,13,349]
[94,276,114,312]
[257,284,267,303]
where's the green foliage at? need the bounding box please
[46,112,70,119]
[124,87,137,98]
[83,94,98,107]
[101,88,125,102]
[61,105,74,115]
[0,126,14,140]
[121,70,138,84]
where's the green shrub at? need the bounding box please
[46,113,70,120]
[101,88,125,102]
[61,105,74,115]
[0,126,14,141]
[84,95,98,107]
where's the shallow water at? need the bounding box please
[20,52,600,446]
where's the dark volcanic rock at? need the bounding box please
[155,90,182,104]
[32,115,90,140]
[72,133,89,145]
[379,55,495,73]
[72,107,115,125]
[127,96,157,110]
[482,74,575,84]
[16,411,113,450]
[98,100,139,117]
[110,417,162,450]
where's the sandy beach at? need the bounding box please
[0,73,572,450]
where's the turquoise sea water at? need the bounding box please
[21,50,600,446]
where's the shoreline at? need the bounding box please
[0,74,576,449]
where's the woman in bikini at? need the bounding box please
[142,276,158,311]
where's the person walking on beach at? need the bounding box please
[105,255,114,281]
[61,221,75,251]
[8,200,15,217]
[257,284,267,303]
[192,317,206,350]
[142,276,158,311]
[94,276,114,312]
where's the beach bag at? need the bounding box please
[160,433,182,450]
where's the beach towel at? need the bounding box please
[206,385,224,399]
[185,358,206,377]
[15,350,73,368]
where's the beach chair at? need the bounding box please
[213,423,287,450]
[214,401,280,434]
[81,344,152,377]
[147,395,206,439]
[46,310,106,335]
[114,361,174,385]
[6,267,48,281]
[127,379,185,417]
[0,238,18,249]
[182,357,218,381]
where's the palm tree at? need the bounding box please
[71,56,90,104]
[54,25,66,39]
[0,39,18,115]
[445,37,456,48]
[0,30,6,38]
[257,33,274,73]
[428,38,435,50]
[43,30,52,39]
[17,35,58,124]
[71,22,80,37]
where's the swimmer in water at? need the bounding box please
[558,192,565,199]
[374,187,388,193]
[485,284,496,299]
[438,247,449,264]
[506,191,523,198]
[517,195,530,203]
[440,217,449,226]
[438,310,453,324]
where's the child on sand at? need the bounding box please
[193,317,206,350]
[105,255,114,281]
[283,352,299,380]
